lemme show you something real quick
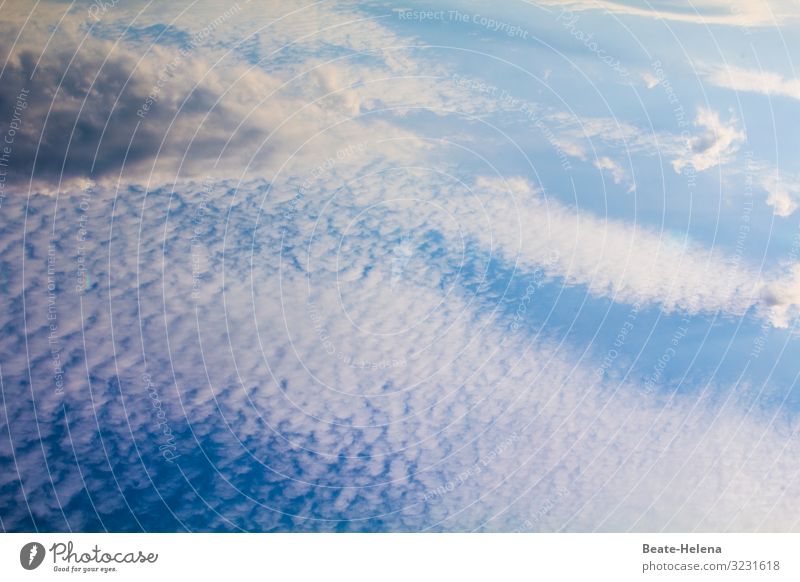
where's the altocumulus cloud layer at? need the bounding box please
[3,0,800,532]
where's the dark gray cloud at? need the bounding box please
[0,23,292,192]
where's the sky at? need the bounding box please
[2,0,800,532]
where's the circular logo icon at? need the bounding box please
[20,542,46,570]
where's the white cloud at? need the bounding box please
[760,264,800,328]
[594,155,634,191]
[641,71,660,89]
[702,64,800,100]
[728,159,800,217]
[760,172,800,217]
[543,0,797,28]
[671,108,745,174]
[5,180,800,531]
[289,168,800,328]
[459,176,800,328]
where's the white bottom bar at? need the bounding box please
[2,533,798,581]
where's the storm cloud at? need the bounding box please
[0,16,325,192]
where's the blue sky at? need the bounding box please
[2,0,800,532]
